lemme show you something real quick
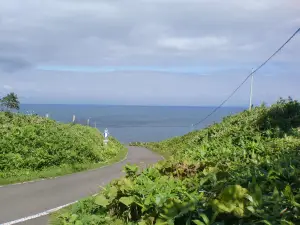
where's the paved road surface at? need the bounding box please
[0,146,162,225]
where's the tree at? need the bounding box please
[0,92,20,111]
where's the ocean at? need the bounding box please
[20,104,245,143]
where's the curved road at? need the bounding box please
[0,146,162,225]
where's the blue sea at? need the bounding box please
[20,105,245,143]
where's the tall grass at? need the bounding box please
[0,112,126,184]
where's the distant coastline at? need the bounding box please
[18,104,245,143]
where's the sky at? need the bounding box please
[0,0,299,106]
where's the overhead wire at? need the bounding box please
[80,28,299,130]
[191,28,300,128]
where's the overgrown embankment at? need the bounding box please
[0,112,126,184]
[54,98,300,225]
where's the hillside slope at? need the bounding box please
[0,112,125,184]
[145,98,300,161]
[54,98,300,225]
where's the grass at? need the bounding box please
[50,206,73,225]
[0,111,126,185]
[0,146,127,185]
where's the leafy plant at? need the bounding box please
[0,112,124,183]
[54,98,300,225]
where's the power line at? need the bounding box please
[71,28,299,130]
[192,28,300,128]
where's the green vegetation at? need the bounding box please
[0,92,20,111]
[53,98,300,225]
[0,112,126,185]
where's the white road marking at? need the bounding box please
[1,189,100,224]
[0,152,128,224]
[1,147,163,224]
[1,201,78,225]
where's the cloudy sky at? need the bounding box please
[0,0,299,106]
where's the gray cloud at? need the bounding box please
[0,56,31,72]
[0,0,299,105]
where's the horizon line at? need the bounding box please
[20,103,249,108]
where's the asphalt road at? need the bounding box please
[0,146,162,225]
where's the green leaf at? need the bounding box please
[198,213,209,225]
[245,194,254,203]
[108,186,118,199]
[257,220,272,225]
[156,196,163,206]
[156,217,169,225]
[281,220,295,225]
[69,214,78,223]
[272,186,280,201]
[119,196,134,206]
[284,185,293,199]
[75,221,83,225]
[283,185,300,207]
[94,195,109,207]
[138,217,155,225]
[252,184,263,206]
[211,185,248,217]
[192,220,206,225]
[246,206,255,213]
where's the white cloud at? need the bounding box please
[0,0,299,105]
[3,84,13,90]
[157,36,229,51]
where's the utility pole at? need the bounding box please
[249,68,254,110]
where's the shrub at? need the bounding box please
[0,112,122,172]
[54,98,300,225]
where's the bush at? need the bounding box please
[0,112,123,172]
[54,98,300,225]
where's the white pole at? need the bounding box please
[104,128,109,146]
[249,68,254,110]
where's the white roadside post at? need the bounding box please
[103,128,109,146]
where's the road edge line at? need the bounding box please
[1,147,163,224]
[0,151,129,224]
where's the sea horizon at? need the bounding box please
[19,104,246,143]
[20,103,249,108]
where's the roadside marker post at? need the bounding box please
[103,128,109,146]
